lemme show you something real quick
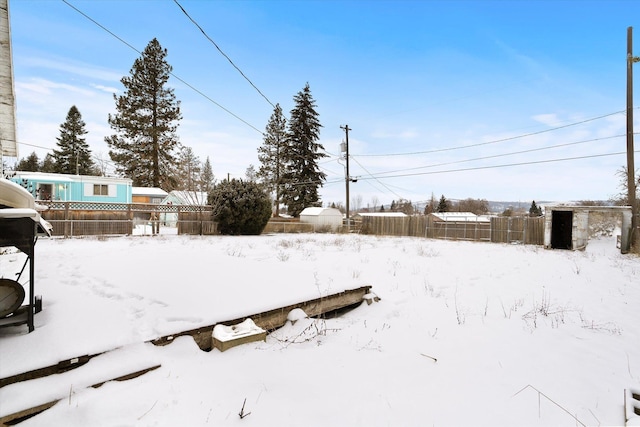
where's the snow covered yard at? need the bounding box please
[1,233,639,426]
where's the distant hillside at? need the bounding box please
[487,201,532,214]
[376,200,612,215]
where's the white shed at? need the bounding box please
[299,207,343,231]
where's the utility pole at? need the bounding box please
[275,136,281,217]
[340,125,351,228]
[627,26,639,250]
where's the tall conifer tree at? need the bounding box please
[176,146,201,191]
[200,156,215,195]
[281,83,326,217]
[106,38,181,189]
[257,103,287,216]
[15,152,40,172]
[40,154,56,173]
[437,195,449,213]
[52,105,94,175]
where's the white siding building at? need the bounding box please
[299,207,343,231]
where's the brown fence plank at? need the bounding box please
[364,215,543,245]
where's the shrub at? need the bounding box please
[209,179,272,235]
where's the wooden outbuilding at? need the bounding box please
[132,187,168,204]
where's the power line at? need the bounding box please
[61,0,264,135]
[284,146,622,190]
[349,155,404,199]
[326,132,629,196]
[15,141,55,151]
[354,150,634,181]
[357,109,628,157]
[371,134,627,177]
[172,0,275,109]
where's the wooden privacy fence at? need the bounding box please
[359,215,545,245]
[490,216,545,245]
[263,218,348,234]
[359,215,428,237]
[426,217,491,241]
[263,220,316,234]
[38,201,216,237]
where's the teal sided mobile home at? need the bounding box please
[11,172,132,203]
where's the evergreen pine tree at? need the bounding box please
[437,195,449,213]
[245,164,258,182]
[40,154,56,173]
[106,38,181,190]
[529,200,542,217]
[200,156,215,195]
[257,103,287,217]
[15,152,40,171]
[281,83,326,217]
[209,179,272,235]
[52,106,94,175]
[176,146,201,191]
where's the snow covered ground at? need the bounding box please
[1,232,639,426]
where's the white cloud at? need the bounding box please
[16,78,95,99]
[531,113,560,127]
[91,84,119,94]
[21,56,122,83]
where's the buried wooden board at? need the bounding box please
[0,354,96,389]
[151,285,373,351]
[1,286,375,391]
[0,344,160,420]
[0,365,160,425]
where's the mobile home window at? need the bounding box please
[93,184,109,196]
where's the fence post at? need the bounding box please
[64,202,70,238]
[177,206,182,234]
[127,204,132,235]
[474,217,477,241]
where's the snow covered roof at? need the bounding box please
[132,187,168,197]
[429,212,490,222]
[13,171,132,185]
[356,212,408,217]
[299,207,342,217]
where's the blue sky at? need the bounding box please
[7,0,640,208]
